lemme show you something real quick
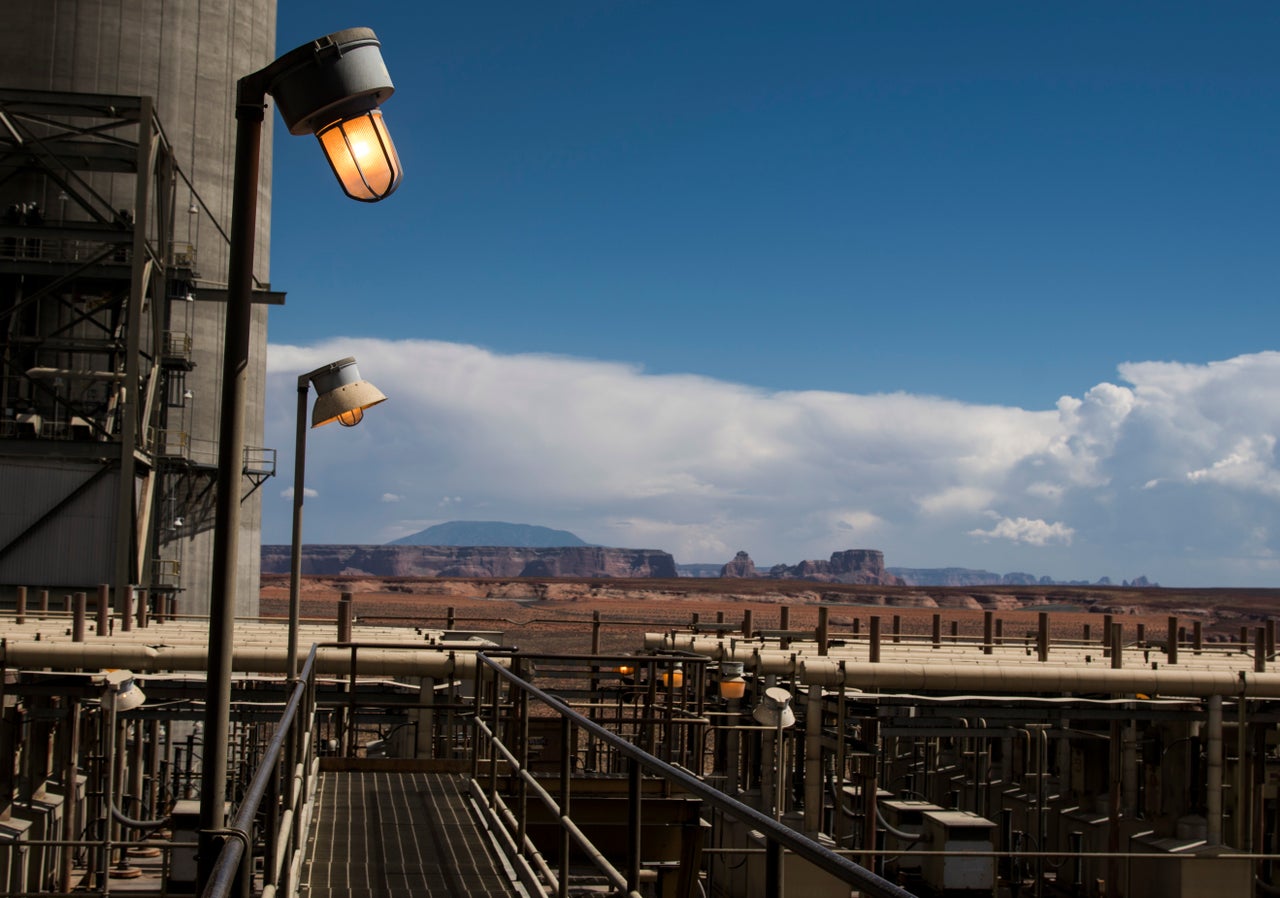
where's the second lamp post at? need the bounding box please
[287,357,387,682]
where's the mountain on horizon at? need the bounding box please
[388,520,590,548]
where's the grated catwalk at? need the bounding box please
[304,771,521,898]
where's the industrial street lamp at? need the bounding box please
[201,27,400,882]
[287,357,387,681]
[753,687,796,821]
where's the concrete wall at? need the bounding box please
[0,0,278,616]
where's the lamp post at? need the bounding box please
[752,687,796,821]
[200,28,401,885]
[287,357,387,682]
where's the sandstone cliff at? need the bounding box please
[260,545,677,579]
[720,551,758,578]
[719,549,902,586]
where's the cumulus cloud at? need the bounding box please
[968,516,1075,546]
[380,493,402,503]
[279,486,318,500]
[263,342,1280,586]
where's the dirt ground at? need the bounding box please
[260,575,1272,656]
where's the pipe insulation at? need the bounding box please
[1,642,482,677]
[1208,694,1223,845]
[799,660,1280,699]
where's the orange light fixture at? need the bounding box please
[719,661,746,701]
[266,28,403,203]
[306,357,387,428]
[317,109,402,202]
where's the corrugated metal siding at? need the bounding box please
[0,458,120,588]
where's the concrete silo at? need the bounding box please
[0,0,281,617]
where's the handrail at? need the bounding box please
[200,644,318,898]
[472,652,919,898]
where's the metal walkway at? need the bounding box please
[303,771,524,898]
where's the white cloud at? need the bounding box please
[380,493,402,503]
[263,341,1280,586]
[280,486,318,500]
[968,516,1075,547]
[1186,436,1280,497]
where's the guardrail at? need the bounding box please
[469,651,918,898]
[200,646,320,898]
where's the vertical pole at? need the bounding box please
[1111,623,1123,670]
[97,583,110,635]
[1255,628,1266,673]
[869,616,881,664]
[38,589,48,620]
[1193,621,1203,656]
[559,716,571,898]
[742,609,753,638]
[1038,612,1049,662]
[287,377,309,684]
[1167,616,1179,665]
[892,613,901,643]
[816,606,829,655]
[121,586,133,632]
[996,618,1003,645]
[200,78,265,884]
[337,593,353,642]
[983,610,994,655]
[627,758,642,895]
[931,613,941,649]
[73,592,86,642]
[779,606,790,650]
[1102,614,1112,645]
[15,585,25,625]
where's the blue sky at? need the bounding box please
[262,3,1280,586]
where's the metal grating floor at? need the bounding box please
[303,771,523,898]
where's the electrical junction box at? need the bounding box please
[881,799,940,875]
[920,810,996,895]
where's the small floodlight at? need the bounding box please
[719,661,746,701]
[752,686,795,729]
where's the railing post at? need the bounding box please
[869,616,881,664]
[627,757,642,895]
[983,610,994,655]
[559,715,572,898]
[1038,612,1049,662]
[765,839,783,898]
